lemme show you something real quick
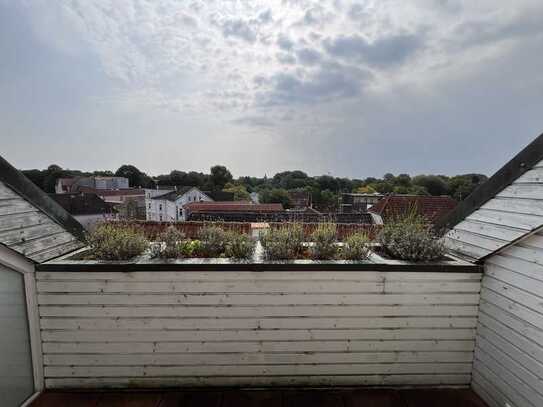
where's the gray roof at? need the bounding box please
[0,155,86,263]
[441,132,543,262]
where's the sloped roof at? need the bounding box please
[151,186,208,201]
[369,195,457,224]
[0,156,85,263]
[49,193,114,215]
[440,132,543,262]
[185,201,284,212]
[78,187,144,197]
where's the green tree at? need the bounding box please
[259,188,291,208]
[223,183,251,201]
[210,165,233,190]
[412,175,449,196]
[115,165,152,188]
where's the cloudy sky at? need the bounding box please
[1,0,542,178]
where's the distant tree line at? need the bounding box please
[22,164,487,212]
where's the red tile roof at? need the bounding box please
[369,195,457,224]
[185,201,284,213]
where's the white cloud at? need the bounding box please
[3,0,543,176]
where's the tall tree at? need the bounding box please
[210,165,233,190]
[115,165,152,188]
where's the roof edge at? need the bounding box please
[0,155,87,242]
[436,132,543,231]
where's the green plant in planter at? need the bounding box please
[261,223,305,260]
[224,231,255,260]
[378,212,446,262]
[310,223,338,260]
[198,225,228,258]
[342,232,371,260]
[179,239,202,257]
[86,223,149,260]
[151,226,186,259]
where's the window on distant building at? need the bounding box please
[159,204,162,211]
[159,215,162,222]
[148,203,151,209]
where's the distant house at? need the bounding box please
[185,201,284,222]
[55,176,129,193]
[369,194,457,224]
[49,193,115,231]
[78,187,145,205]
[146,187,213,222]
[340,192,384,213]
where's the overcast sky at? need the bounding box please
[1,0,542,178]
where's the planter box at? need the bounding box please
[36,254,482,389]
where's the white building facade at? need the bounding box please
[145,187,213,222]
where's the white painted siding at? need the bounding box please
[445,159,543,261]
[471,231,543,407]
[0,182,83,262]
[36,270,482,389]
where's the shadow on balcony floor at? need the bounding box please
[31,388,489,407]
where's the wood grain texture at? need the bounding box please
[0,181,84,262]
[471,236,543,407]
[36,269,482,388]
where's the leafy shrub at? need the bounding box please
[224,231,255,260]
[179,240,202,257]
[310,223,338,260]
[86,223,149,260]
[261,223,305,260]
[150,227,186,259]
[341,232,371,260]
[198,225,228,257]
[378,213,446,262]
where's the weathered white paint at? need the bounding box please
[445,158,543,261]
[0,181,84,262]
[471,231,543,407]
[36,269,482,389]
[146,187,212,222]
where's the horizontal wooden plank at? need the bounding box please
[37,292,482,306]
[477,329,543,380]
[482,196,543,217]
[478,315,543,365]
[44,363,473,377]
[36,271,482,282]
[36,280,481,294]
[0,222,66,246]
[443,237,492,260]
[31,240,84,263]
[43,351,474,366]
[480,289,543,330]
[454,220,525,242]
[41,327,476,342]
[475,347,543,407]
[12,231,75,254]
[485,254,543,282]
[467,208,543,231]
[499,183,543,200]
[479,303,543,346]
[515,167,543,184]
[472,369,517,407]
[38,304,479,318]
[483,276,543,314]
[45,374,472,388]
[40,316,478,330]
[445,229,506,252]
[42,340,475,354]
[0,211,51,233]
[0,198,36,216]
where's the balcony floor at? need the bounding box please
[31,388,488,407]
